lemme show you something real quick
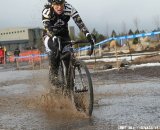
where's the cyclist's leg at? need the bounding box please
[48,52,60,77]
[44,35,59,54]
[44,36,60,85]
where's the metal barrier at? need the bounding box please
[15,53,48,69]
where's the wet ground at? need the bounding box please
[0,64,160,130]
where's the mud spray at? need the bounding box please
[26,69,88,119]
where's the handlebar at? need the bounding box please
[53,36,95,56]
[65,40,95,56]
[64,40,89,45]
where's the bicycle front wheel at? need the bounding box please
[71,60,94,116]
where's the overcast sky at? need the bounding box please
[0,0,160,35]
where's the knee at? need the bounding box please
[48,38,56,50]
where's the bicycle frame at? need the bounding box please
[52,36,88,89]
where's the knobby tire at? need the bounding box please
[70,60,94,116]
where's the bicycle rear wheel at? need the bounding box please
[71,60,94,116]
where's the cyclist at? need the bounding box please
[42,0,95,85]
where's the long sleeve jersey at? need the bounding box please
[42,2,89,37]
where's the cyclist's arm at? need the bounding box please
[42,5,52,32]
[70,6,95,55]
[70,6,90,37]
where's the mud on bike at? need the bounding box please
[48,36,94,116]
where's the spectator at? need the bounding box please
[14,47,20,62]
[14,47,20,57]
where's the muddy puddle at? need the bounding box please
[0,67,160,129]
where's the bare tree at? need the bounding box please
[105,23,109,37]
[121,21,127,35]
[153,15,160,30]
[133,17,140,30]
[153,15,160,41]
[133,17,140,45]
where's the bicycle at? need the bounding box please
[48,36,94,116]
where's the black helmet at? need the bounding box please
[48,0,65,4]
